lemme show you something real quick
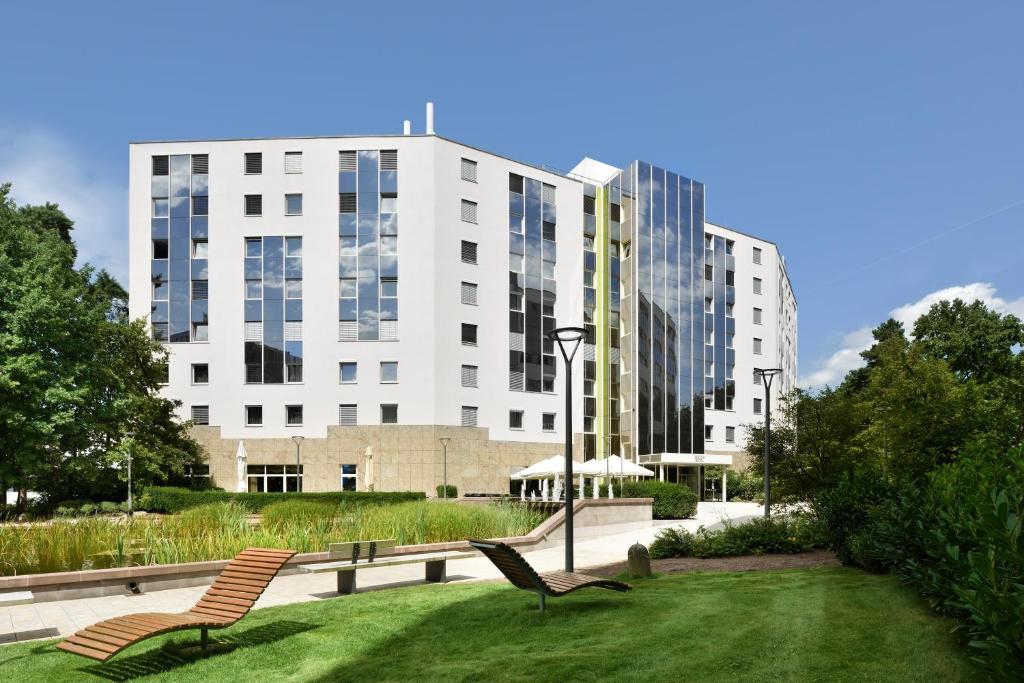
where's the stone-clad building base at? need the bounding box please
[192,425,584,496]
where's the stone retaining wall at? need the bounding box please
[0,498,652,603]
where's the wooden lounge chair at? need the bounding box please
[55,547,295,662]
[468,540,631,612]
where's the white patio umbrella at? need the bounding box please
[235,440,248,493]
[603,455,655,477]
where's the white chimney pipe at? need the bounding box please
[403,120,411,135]
[426,102,435,135]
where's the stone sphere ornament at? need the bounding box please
[627,542,652,578]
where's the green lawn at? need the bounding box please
[0,567,973,682]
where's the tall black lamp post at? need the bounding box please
[753,368,782,519]
[548,326,586,573]
[292,435,304,492]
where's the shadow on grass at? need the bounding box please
[78,619,321,682]
[310,584,634,682]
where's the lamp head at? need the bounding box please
[292,435,305,445]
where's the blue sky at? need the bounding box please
[1,1,1022,387]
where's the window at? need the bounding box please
[461,323,478,346]
[246,405,263,426]
[705,425,713,441]
[157,363,169,384]
[726,426,736,443]
[379,150,398,171]
[705,264,713,281]
[338,151,356,172]
[191,405,209,425]
[246,279,262,299]
[753,246,762,264]
[192,323,209,341]
[192,239,208,258]
[461,158,477,182]
[339,193,357,212]
[461,364,478,388]
[461,281,478,305]
[284,151,302,174]
[754,338,763,354]
[753,307,763,324]
[285,193,303,215]
[542,413,556,432]
[245,194,262,216]
[726,302,734,317]
[583,195,596,215]
[380,361,398,383]
[705,297,713,313]
[245,152,262,175]
[725,270,735,286]
[753,277,762,295]
[381,404,398,424]
[246,464,301,493]
[380,275,398,298]
[754,371,762,385]
[192,280,208,300]
[152,322,168,341]
[338,404,357,426]
[152,198,169,217]
[754,398,763,415]
[153,156,169,176]
[461,240,478,264]
[339,361,357,383]
[340,464,357,491]
[725,240,734,255]
[187,154,207,174]
[153,239,169,259]
[461,406,478,427]
[509,410,524,430]
[286,405,303,426]
[191,363,209,384]
[380,193,398,213]
[192,195,208,216]
[461,199,478,224]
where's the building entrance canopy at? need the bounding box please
[637,453,734,467]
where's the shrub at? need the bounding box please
[726,469,764,502]
[813,469,892,565]
[261,501,336,529]
[620,480,698,519]
[140,486,425,513]
[98,501,120,514]
[79,503,99,516]
[650,515,825,559]
[815,445,1024,679]
[435,485,458,499]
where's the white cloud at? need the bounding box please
[801,283,1024,389]
[0,126,126,283]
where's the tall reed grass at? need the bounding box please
[0,501,543,576]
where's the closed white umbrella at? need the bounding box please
[235,440,248,493]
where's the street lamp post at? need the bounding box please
[754,368,783,519]
[438,437,451,499]
[548,326,586,573]
[292,436,304,492]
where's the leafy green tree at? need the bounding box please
[912,299,1024,382]
[745,386,868,502]
[0,184,201,507]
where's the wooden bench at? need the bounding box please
[469,539,631,612]
[0,591,33,607]
[55,547,295,662]
[298,539,474,595]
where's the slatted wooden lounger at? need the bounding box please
[55,547,295,662]
[468,540,631,612]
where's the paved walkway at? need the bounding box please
[0,502,762,644]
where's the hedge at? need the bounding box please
[620,480,698,519]
[139,487,424,514]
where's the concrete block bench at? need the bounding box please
[0,591,34,607]
[298,540,474,595]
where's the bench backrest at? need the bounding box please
[468,540,545,592]
[328,539,397,563]
[193,547,295,623]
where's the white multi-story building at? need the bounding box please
[128,106,796,498]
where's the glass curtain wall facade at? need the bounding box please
[338,149,399,342]
[705,234,736,411]
[508,173,557,393]
[616,162,705,459]
[151,153,208,343]
[244,236,303,384]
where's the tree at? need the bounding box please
[0,184,201,507]
[745,386,868,502]
[912,298,1024,382]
